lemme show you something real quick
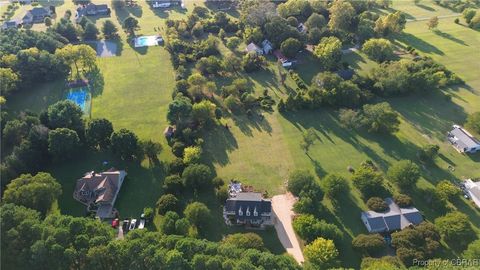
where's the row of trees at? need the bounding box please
[1,99,162,186]
[1,203,300,270]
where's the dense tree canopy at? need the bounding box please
[110,128,140,161]
[222,233,264,250]
[48,128,81,160]
[352,234,386,256]
[86,118,113,149]
[361,102,400,133]
[362,38,395,62]
[45,100,85,136]
[280,38,303,58]
[391,222,441,266]
[182,163,213,191]
[435,212,476,249]
[293,214,342,243]
[313,37,342,70]
[3,172,61,215]
[352,166,385,198]
[387,160,421,189]
[328,0,356,31]
[184,202,211,228]
[304,237,339,269]
[321,173,350,199]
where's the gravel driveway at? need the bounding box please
[272,193,304,264]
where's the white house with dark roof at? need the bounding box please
[73,169,126,219]
[361,198,423,233]
[223,192,272,226]
[448,125,480,153]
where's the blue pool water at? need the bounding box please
[66,88,88,112]
[136,37,148,46]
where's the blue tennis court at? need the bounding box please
[66,87,91,115]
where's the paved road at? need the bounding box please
[272,193,304,264]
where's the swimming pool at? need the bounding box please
[66,87,91,114]
[134,36,163,48]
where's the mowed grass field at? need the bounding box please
[4,0,479,266]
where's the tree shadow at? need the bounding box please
[201,124,238,166]
[416,3,436,11]
[389,92,467,141]
[231,112,273,137]
[395,32,444,55]
[326,194,365,268]
[86,67,104,97]
[433,30,469,46]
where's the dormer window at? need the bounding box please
[246,207,251,216]
[253,207,258,217]
[238,207,243,216]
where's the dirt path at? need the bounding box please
[407,13,460,22]
[272,193,304,264]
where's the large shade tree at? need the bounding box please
[110,128,140,161]
[3,172,62,215]
[48,128,81,160]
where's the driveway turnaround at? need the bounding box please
[272,193,304,264]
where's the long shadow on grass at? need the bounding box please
[433,30,469,46]
[282,110,393,171]
[231,112,273,137]
[202,124,238,166]
[389,92,467,141]
[395,32,444,55]
[416,3,436,11]
[324,195,365,268]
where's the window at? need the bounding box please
[238,207,243,216]
[253,207,258,216]
[246,207,251,216]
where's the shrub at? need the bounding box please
[156,194,179,215]
[321,174,349,199]
[366,197,388,212]
[362,38,395,62]
[387,160,420,190]
[163,175,184,195]
[183,146,202,164]
[435,212,476,249]
[418,144,440,163]
[435,180,461,201]
[352,234,386,255]
[393,194,412,207]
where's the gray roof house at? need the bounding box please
[447,125,480,153]
[361,198,423,233]
[73,169,126,219]
[76,3,110,22]
[245,42,264,55]
[22,7,51,24]
[261,39,273,54]
[224,192,272,226]
[2,20,20,30]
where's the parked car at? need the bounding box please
[111,218,119,228]
[138,219,145,229]
[122,219,130,232]
[129,219,137,230]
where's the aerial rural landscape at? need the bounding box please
[1,0,479,269]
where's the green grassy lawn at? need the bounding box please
[4,0,480,266]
